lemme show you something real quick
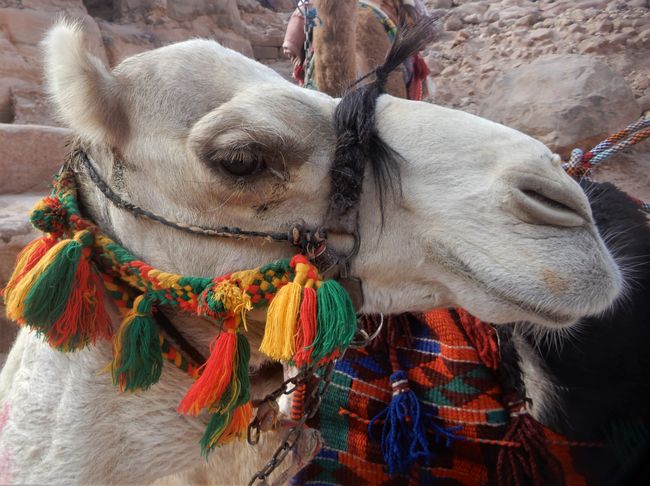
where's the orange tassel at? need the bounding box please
[294,286,317,367]
[178,320,237,416]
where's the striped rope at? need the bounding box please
[562,117,650,212]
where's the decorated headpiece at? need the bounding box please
[2,164,357,455]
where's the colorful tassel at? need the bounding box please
[178,318,250,416]
[198,278,251,321]
[293,285,317,367]
[5,231,89,322]
[260,281,302,360]
[2,235,56,304]
[3,230,109,350]
[47,256,111,350]
[112,294,162,391]
[199,402,253,456]
[311,279,357,363]
[217,331,251,413]
[188,327,252,456]
[369,369,430,475]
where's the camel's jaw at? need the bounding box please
[417,228,624,328]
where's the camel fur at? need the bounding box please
[0,20,623,484]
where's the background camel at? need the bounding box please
[284,0,430,98]
[0,20,623,484]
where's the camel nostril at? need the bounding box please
[521,189,574,214]
[508,178,592,228]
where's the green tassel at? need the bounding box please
[112,295,162,391]
[22,233,93,329]
[312,280,357,363]
[200,411,231,457]
[235,332,251,404]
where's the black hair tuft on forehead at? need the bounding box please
[324,17,437,232]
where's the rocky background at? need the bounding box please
[0,0,648,355]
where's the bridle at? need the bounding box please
[74,19,437,317]
[76,147,365,307]
[66,20,436,483]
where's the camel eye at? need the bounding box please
[216,153,267,177]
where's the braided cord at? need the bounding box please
[563,118,650,178]
[77,151,291,243]
[43,165,299,317]
[562,117,650,212]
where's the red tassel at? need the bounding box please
[47,248,111,349]
[178,321,237,416]
[293,286,317,367]
[497,411,564,486]
[454,308,500,371]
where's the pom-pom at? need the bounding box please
[29,196,69,235]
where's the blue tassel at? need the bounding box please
[369,370,430,475]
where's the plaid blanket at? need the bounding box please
[292,310,610,485]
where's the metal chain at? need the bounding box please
[246,316,383,484]
[247,355,341,486]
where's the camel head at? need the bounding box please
[42,21,622,329]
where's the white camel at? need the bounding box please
[0,21,622,485]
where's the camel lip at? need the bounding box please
[425,241,586,327]
[487,290,578,327]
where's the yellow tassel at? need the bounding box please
[259,281,302,360]
[4,238,70,321]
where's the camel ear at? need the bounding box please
[42,20,128,146]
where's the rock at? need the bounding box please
[483,9,499,23]
[479,55,641,158]
[444,14,464,31]
[578,38,608,53]
[252,45,280,60]
[0,193,41,284]
[429,0,453,8]
[528,28,555,42]
[498,6,536,21]
[99,21,156,66]
[0,193,41,356]
[637,94,650,113]
[593,151,650,203]
[515,10,542,27]
[0,124,73,194]
[425,57,445,76]
[454,2,489,17]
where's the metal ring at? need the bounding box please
[349,313,384,349]
[247,417,261,445]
